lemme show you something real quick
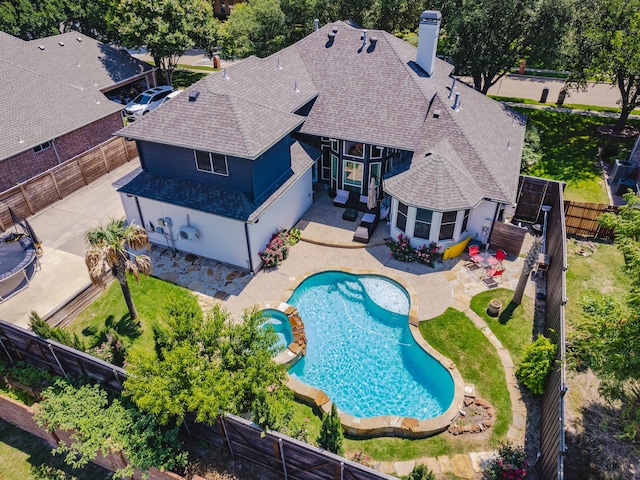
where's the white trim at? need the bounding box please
[194,150,229,176]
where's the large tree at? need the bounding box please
[85,218,151,321]
[566,0,640,132]
[109,0,215,85]
[124,299,291,429]
[433,0,566,94]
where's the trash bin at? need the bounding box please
[616,177,637,195]
[557,89,567,105]
[540,87,549,103]
[611,159,633,183]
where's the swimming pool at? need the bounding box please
[287,271,455,420]
[260,309,293,351]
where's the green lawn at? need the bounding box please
[66,274,195,356]
[565,238,630,328]
[469,288,535,365]
[0,418,109,480]
[513,108,640,203]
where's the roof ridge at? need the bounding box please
[226,95,252,157]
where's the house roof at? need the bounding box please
[0,31,153,161]
[118,139,319,222]
[117,19,525,209]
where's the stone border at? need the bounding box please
[259,301,306,367]
[279,267,465,438]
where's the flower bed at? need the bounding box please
[385,234,440,267]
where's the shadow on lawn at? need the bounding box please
[81,314,142,341]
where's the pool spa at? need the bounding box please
[284,270,464,437]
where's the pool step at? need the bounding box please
[336,281,364,301]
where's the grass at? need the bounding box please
[0,418,109,479]
[513,108,640,202]
[491,95,640,115]
[565,238,630,328]
[66,274,195,356]
[288,308,513,461]
[469,288,535,365]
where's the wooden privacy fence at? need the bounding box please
[0,137,137,232]
[563,201,617,239]
[0,319,396,480]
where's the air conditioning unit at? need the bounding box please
[157,217,172,227]
[179,226,200,241]
[155,226,165,235]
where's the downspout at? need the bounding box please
[51,139,62,164]
[134,196,145,228]
[244,222,255,274]
[487,201,501,246]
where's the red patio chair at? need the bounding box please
[494,249,507,267]
[465,244,484,270]
[482,267,504,289]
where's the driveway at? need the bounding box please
[0,161,141,328]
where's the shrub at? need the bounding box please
[483,442,529,480]
[282,417,310,443]
[402,464,436,480]
[415,242,440,267]
[317,403,343,455]
[259,229,290,268]
[87,329,127,366]
[516,334,557,395]
[288,227,301,245]
[385,234,416,262]
[30,311,84,351]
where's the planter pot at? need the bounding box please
[487,299,502,317]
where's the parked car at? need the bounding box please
[122,85,174,121]
[160,89,182,106]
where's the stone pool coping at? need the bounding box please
[275,267,466,438]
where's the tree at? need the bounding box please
[566,0,640,132]
[124,299,290,429]
[109,0,214,85]
[512,238,541,305]
[516,334,557,395]
[317,403,344,455]
[219,0,288,59]
[436,0,563,94]
[85,218,151,321]
[34,378,187,478]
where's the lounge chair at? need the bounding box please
[333,189,349,206]
[353,213,379,243]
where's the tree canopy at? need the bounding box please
[566,0,640,131]
[124,297,292,430]
[108,0,216,85]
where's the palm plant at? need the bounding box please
[85,218,151,320]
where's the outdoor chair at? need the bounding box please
[353,213,379,243]
[465,244,484,270]
[482,267,504,289]
[494,249,507,266]
[333,189,349,206]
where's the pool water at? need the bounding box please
[288,271,454,420]
[260,309,293,351]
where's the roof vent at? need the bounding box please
[328,32,336,42]
[361,29,367,47]
[314,18,319,31]
[332,27,339,33]
[188,91,200,102]
[369,36,378,48]
[433,109,441,118]
[58,41,65,46]
[276,58,282,70]
[76,37,82,42]
[452,92,460,111]
[448,77,457,98]
[294,82,300,93]
[38,45,45,50]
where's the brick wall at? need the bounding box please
[0,112,124,193]
[0,394,184,480]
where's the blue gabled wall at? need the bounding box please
[137,137,292,201]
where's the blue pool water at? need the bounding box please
[260,309,293,351]
[287,271,454,420]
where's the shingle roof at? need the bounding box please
[0,31,152,161]
[118,139,319,222]
[117,19,525,209]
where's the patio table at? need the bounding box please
[342,208,358,221]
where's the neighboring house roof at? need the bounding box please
[119,139,319,222]
[0,31,153,161]
[118,20,525,209]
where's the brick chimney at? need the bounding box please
[416,10,441,76]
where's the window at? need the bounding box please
[330,139,338,152]
[33,141,51,153]
[194,150,228,175]
[439,211,457,240]
[331,154,338,189]
[370,163,381,185]
[344,141,365,158]
[461,209,470,233]
[414,208,432,239]
[343,160,363,192]
[370,145,383,159]
[396,201,408,232]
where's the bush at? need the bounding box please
[30,311,84,351]
[402,464,435,480]
[317,403,343,455]
[288,227,301,245]
[259,229,290,268]
[415,242,440,267]
[484,442,529,479]
[516,334,557,395]
[385,234,417,262]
